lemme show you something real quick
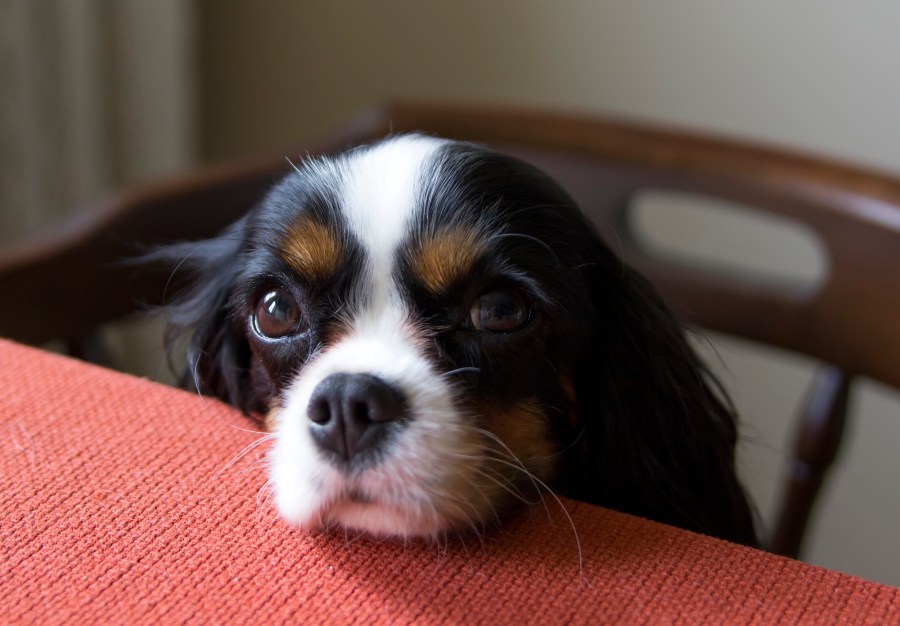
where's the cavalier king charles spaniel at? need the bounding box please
[159,134,757,546]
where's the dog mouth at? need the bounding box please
[307,487,463,539]
[345,488,373,504]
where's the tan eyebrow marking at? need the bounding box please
[412,227,487,294]
[279,218,343,280]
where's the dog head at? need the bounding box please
[161,135,756,544]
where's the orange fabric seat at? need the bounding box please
[1,338,897,625]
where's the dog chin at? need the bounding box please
[328,501,455,539]
[275,490,464,539]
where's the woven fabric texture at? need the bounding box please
[1,339,898,625]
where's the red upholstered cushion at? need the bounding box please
[1,338,898,624]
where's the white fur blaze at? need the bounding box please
[269,136,491,537]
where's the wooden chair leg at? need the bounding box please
[768,366,853,558]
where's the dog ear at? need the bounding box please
[561,233,757,545]
[148,218,263,415]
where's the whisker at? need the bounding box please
[483,456,584,574]
[218,433,274,475]
[445,492,493,543]
[441,367,482,379]
[473,427,585,575]
[475,428,550,514]
[477,465,539,505]
[448,448,538,506]
[222,422,270,436]
[240,456,271,476]
[256,479,274,510]
[453,530,470,561]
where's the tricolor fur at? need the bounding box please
[160,135,757,545]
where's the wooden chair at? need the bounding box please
[2,102,898,558]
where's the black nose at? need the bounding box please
[307,373,407,463]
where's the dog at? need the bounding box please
[159,134,757,546]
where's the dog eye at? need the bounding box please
[469,289,530,333]
[253,289,301,338]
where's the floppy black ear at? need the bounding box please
[561,235,758,546]
[149,218,263,415]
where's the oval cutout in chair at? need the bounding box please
[626,189,830,294]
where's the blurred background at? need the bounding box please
[2,0,898,585]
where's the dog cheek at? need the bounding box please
[560,374,580,430]
[267,405,333,527]
[474,398,557,483]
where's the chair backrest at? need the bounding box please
[2,102,899,557]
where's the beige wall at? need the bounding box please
[197,1,900,585]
